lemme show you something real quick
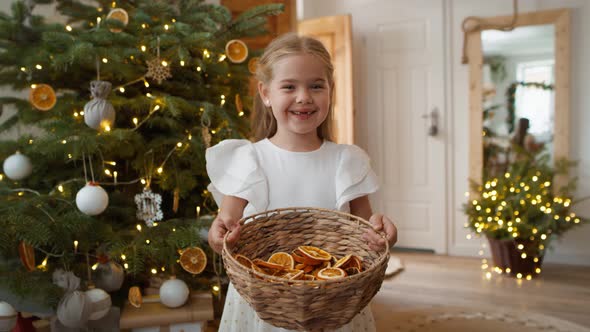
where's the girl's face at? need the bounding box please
[259,53,331,140]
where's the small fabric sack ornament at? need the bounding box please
[85,287,111,320]
[135,186,163,227]
[84,81,116,130]
[95,260,125,292]
[53,269,92,328]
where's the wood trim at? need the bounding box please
[468,9,571,187]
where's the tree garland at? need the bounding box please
[505,81,554,133]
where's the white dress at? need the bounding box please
[206,138,379,332]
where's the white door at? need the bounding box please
[354,1,447,252]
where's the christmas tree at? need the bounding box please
[0,0,282,324]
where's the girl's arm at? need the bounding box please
[350,195,398,251]
[208,195,248,254]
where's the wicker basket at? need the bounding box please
[222,207,390,331]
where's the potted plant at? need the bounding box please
[464,150,588,278]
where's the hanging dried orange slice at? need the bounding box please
[298,246,332,262]
[234,254,253,268]
[18,241,35,271]
[248,57,259,74]
[268,252,294,270]
[29,84,56,111]
[106,8,129,33]
[179,247,207,274]
[225,39,248,63]
[128,286,142,308]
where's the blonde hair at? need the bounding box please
[251,33,334,141]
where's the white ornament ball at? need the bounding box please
[95,261,125,292]
[76,183,109,216]
[159,277,189,308]
[2,152,33,181]
[0,301,17,331]
[85,288,111,320]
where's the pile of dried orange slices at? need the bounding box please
[234,246,363,281]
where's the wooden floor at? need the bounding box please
[371,251,590,329]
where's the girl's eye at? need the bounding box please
[311,84,324,90]
[281,85,295,90]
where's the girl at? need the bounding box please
[206,33,397,332]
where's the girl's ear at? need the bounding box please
[258,81,270,106]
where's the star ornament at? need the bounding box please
[145,57,172,84]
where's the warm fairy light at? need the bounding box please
[142,24,147,29]
[124,263,129,269]
[172,228,176,232]
[177,142,183,147]
[74,240,78,251]
[172,19,176,22]
[151,268,157,274]
[164,24,169,30]
[141,45,147,52]
[212,285,220,292]
[136,224,142,231]
[146,93,153,98]
[517,244,524,250]
[62,140,67,144]
[0,175,3,181]
[80,111,85,115]
[466,234,472,240]
[196,66,202,72]
[161,267,165,271]
[104,125,111,132]
[92,263,99,270]
[218,54,226,62]
[161,60,168,67]
[97,17,101,24]
[534,257,539,263]
[203,49,210,58]
[20,67,26,72]
[211,130,216,134]
[119,87,125,93]
[535,268,541,273]
[157,167,163,174]
[188,134,192,140]
[133,118,138,125]
[41,256,48,267]
[104,169,112,176]
[111,2,116,7]
[521,253,527,259]
[121,254,126,260]
[180,60,185,66]
[74,112,79,117]
[68,154,72,159]
[239,111,244,116]
[526,275,532,280]
[141,179,146,185]
[58,185,64,192]
[516,273,522,279]
[35,64,42,70]
[144,80,150,88]
[18,192,24,196]
[66,25,72,31]
[153,105,161,111]
[153,222,158,226]
[485,272,492,279]
[146,239,150,244]
[541,234,547,240]
[102,58,108,63]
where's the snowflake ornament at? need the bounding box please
[145,57,172,84]
[134,187,163,227]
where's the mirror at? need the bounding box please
[467,9,570,184]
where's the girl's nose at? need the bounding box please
[296,89,313,104]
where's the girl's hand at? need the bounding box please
[362,214,397,251]
[208,214,241,254]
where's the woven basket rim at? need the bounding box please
[222,207,390,285]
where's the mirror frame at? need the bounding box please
[467,9,570,186]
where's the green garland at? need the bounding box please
[505,81,554,133]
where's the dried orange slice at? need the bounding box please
[274,269,304,280]
[234,254,253,268]
[248,57,259,74]
[29,84,56,111]
[18,241,35,271]
[251,263,272,275]
[268,252,294,270]
[333,254,352,268]
[298,246,332,263]
[106,8,129,33]
[345,266,360,276]
[348,255,363,271]
[316,267,347,280]
[128,286,142,308]
[179,247,207,274]
[252,258,285,271]
[225,39,248,63]
[303,274,315,281]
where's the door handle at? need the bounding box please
[422,107,439,136]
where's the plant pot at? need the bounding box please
[487,236,544,277]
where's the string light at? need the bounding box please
[136,224,142,231]
[35,64,42,70]
[161,60,168,67]
[58,185,64,192]
[20,67,26,72]
[119,87,125,93]
[141,45,147,52]
[92,263,99,270]
[102,58,108,63]
[164,24,169,30]
[133,118,138,125]
[66,25,72,31]
[151,268,157,274]
[121,254,126,260]
[157,167,163,174]
[74,240,78,252]
[180,60,185,66]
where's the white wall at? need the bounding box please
[300,0,590,265]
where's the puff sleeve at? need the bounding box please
[335,145,379,211]
[205,139,268,213]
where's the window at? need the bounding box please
[515,60,554,137]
